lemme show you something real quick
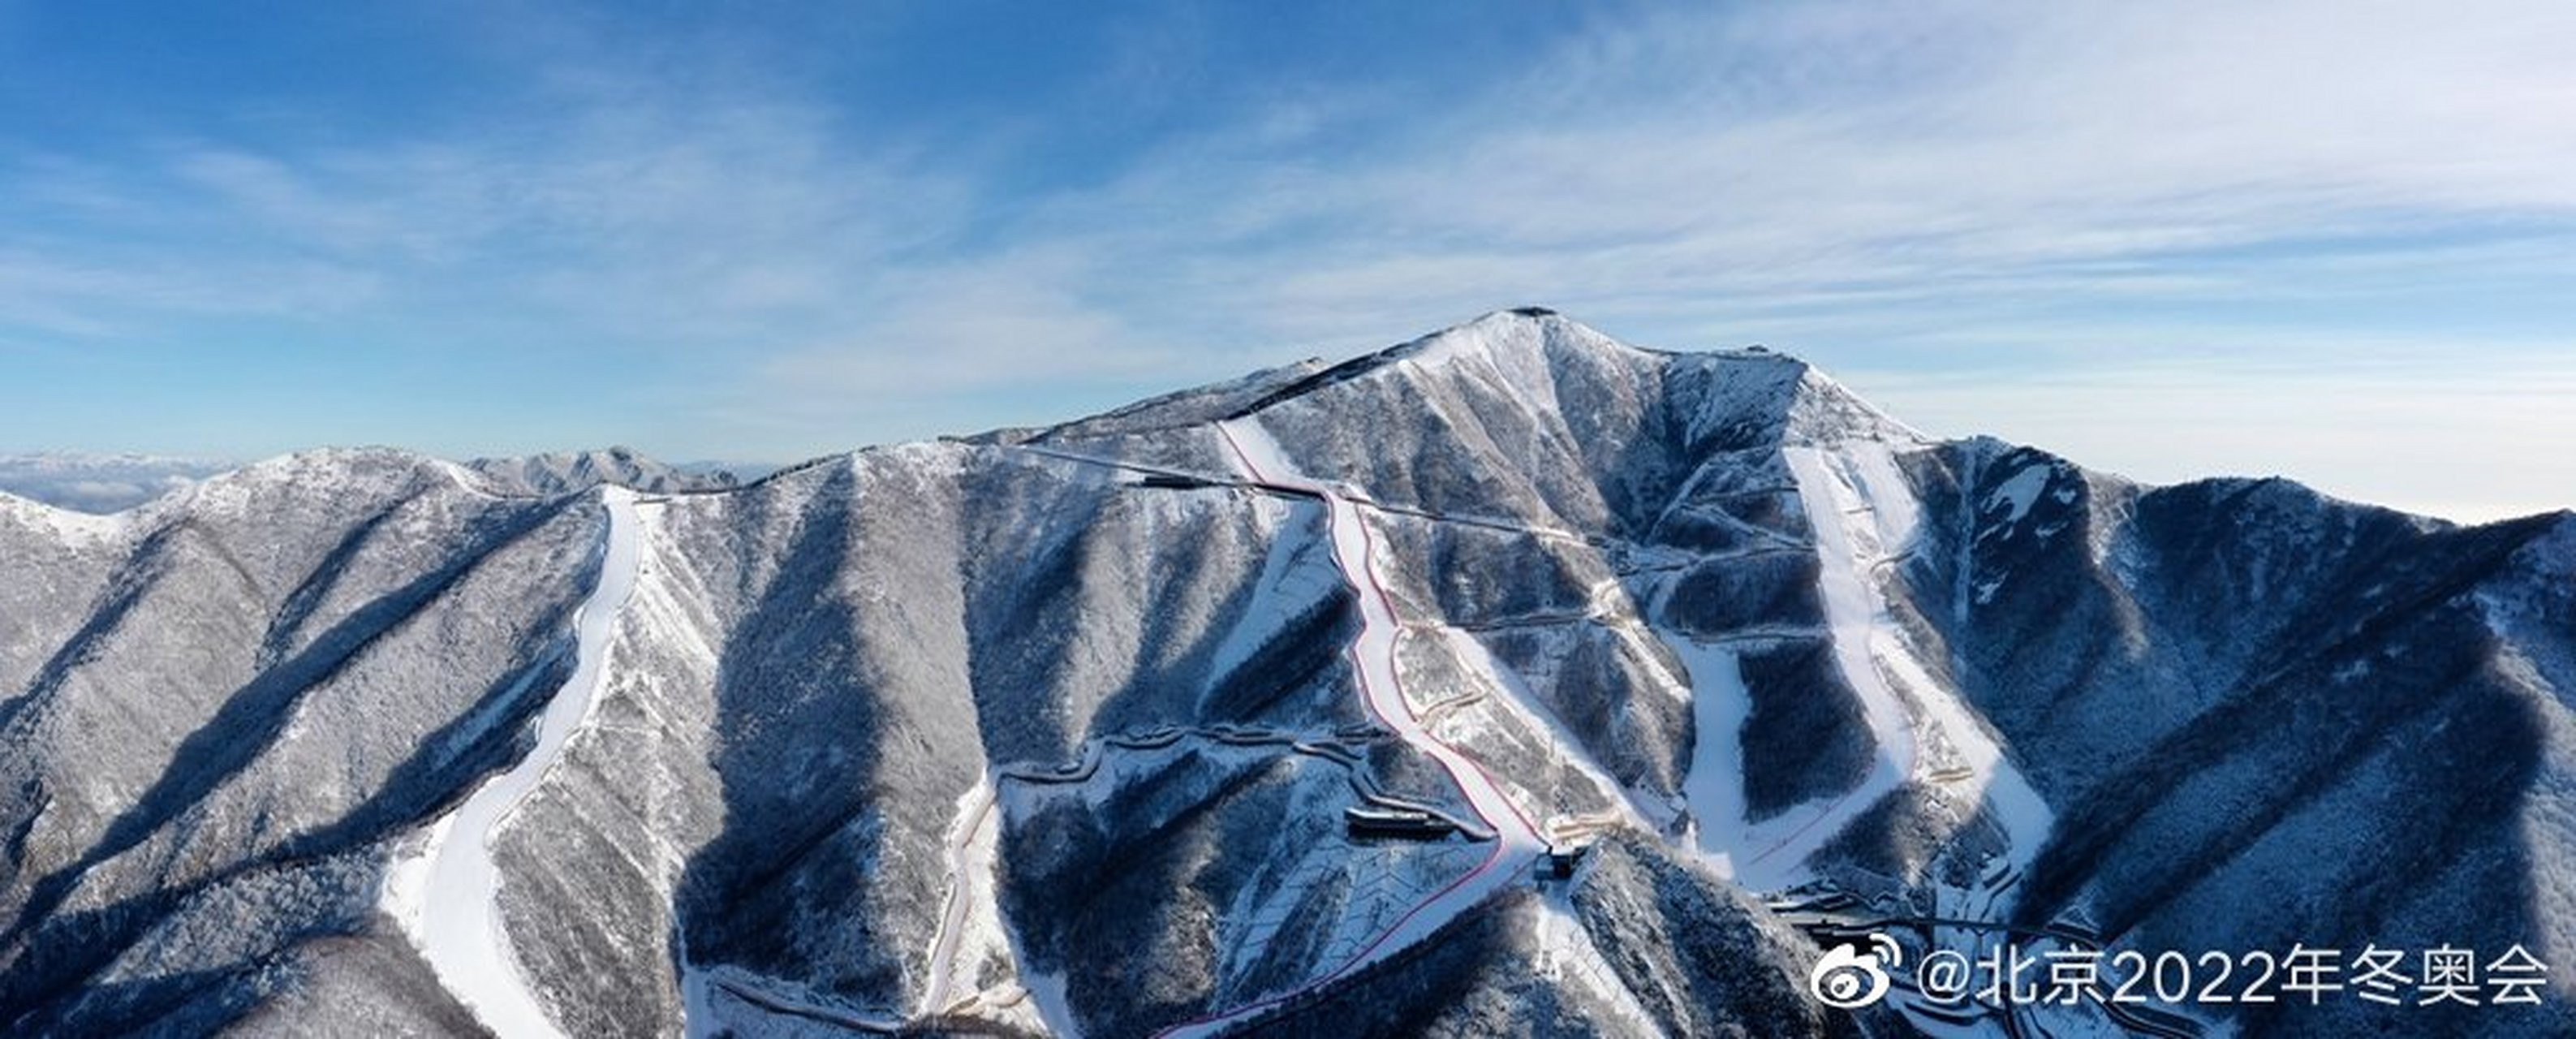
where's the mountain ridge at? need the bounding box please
[0,309,2569,1037]
[4,310,2554,528]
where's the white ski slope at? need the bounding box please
[1156,418,1545,1037]
[1724,446,1919,887]
[920,776,1006,1019]
[403,487,641,1038]
[1200,494,1343,709]
[1671,636,1755,877]
[1743,445,2050,892]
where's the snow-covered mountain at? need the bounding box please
[0,449,750,517]
[461,447,747,498]
[1,311,2568,1037]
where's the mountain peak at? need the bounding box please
[463,446,740,497]
[1017,308,1919,458]
[1259,308,1922,451]
[1209,307,1659,421]
[1400,306,1635,364]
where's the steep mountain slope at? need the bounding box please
[0,451,602,1034]
[0,311,2567,1037]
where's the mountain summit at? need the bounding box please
[462,447,743,498]
[0,311,2567,1037]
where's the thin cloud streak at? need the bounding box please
[1,0,2570,516]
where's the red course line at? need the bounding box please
[1152,423,1531,1037]
[1346,510,1541,839]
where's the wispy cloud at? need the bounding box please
[3,0,2572,515]
[1850,347,2576,523]
[1123,0,2576,327]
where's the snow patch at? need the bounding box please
[377,813,458,947]
[1533,887,1660,1032]
[1985,463,2053,525]
[1745,447,1919,886]
[1200,496,1338,700]
[1020,968,1083,1039]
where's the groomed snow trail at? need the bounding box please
[1734,448,1917,888]
[1671,637,1753,876]
[411,487,641,1039]
[1749,445,2050,893]
[921,777,1002,1017]
[1152,419,1544,1038]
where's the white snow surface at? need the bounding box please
[1672,637,1755,878]
[397,488,642,1038]
[1019,968,1083,1039]
[921,776,1005,1017]
[1533,884,1661,1033]
[1985,462,2054,524]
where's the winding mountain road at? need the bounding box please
[1147,419,1546,1037]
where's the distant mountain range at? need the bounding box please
[0,454,239,514]
[0,311,2566,1037]
[0,449,763,514]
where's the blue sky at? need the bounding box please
[4,1,2574,520]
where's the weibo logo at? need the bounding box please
[1810,934,1902,1009]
